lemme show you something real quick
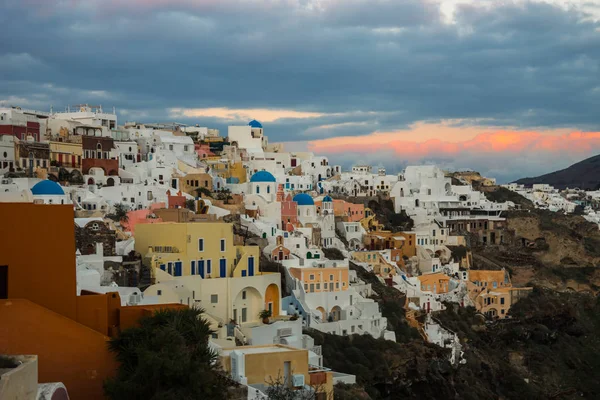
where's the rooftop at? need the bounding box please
[221,344,298,356]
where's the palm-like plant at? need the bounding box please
[104,308,233,400]
[108,203,129,223]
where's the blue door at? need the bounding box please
[198,260,205,278]
[220,259,227,278]
[191,261,196,276]
[248,257,255,276]
[160,264,166,271]
[174,262,182,277]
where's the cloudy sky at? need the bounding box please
[1,0,600,182]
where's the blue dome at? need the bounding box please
[248,120,263,129]
[250,171,276,183]
[31,180,65,196]
[293,193,314,206]
[323,195,333,202]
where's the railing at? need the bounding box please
[233,325,248,345]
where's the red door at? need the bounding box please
[58,153,63,164]
[72,155,76,166]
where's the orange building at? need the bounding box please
[0,203,184,400]
[315,199,365,222]
[417,273,451,294]
[289,265,349,293]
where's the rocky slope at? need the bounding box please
[314,289,600,400]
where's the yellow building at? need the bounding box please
[359,208,382,232]
[179,173,213,196]
[208,160,247,184]
[220,344,333,398]
[467,269,532,319]
[289,266,349,294]
[134,222,261,280]
[49,140,83,168]
[363,231,416,258]
[351,251,397,277]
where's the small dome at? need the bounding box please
[323,195,333,202]
[293,193,315,206]
[248,120,263,129]
[250,171,276,183]
[31,180,65,196]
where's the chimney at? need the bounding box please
[95,242,104,256]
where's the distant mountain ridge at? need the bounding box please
[515,154,600,190]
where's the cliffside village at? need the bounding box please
[1,105,535,399]
[501,182,600,228]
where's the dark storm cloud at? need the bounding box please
[0,0,599,145]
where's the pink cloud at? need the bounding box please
[308,127,600,160]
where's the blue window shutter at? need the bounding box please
[220,259,226,278]
[198,260,205,278]
[207,260,212,275]
[242,270,247,277]
[175,262,182,277]
[160,264,166,271]
[248,257,255,276]
[191,261,196,276]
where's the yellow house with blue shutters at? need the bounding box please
[134,222,261,280]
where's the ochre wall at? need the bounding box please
[222,347,309,386]
[0,299,118,400]
[0,203,78,320]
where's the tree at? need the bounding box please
[104,308,234,400]
[196,187,212,198]
[186,199,196,212]
[107,203,129,223]
[257,373,329,400]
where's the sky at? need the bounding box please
[1,0,600,183]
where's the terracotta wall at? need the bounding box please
[0,299,118,400]
[82,158,118,175]
[0,203,78,320]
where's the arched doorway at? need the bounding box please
[316,306,326,321]
[87,177,95,185]
[232,287,262,324]
[330,305,341,322]
[264,284,280,317]
[106,177,115,187]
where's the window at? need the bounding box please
[207,260,212,274]
[304,284,308,291]
[169,145,173,150]
[198,238,204,252]
[330,274,334,280]
[220,239,226,252]
[211,294,218,303]
[493,282,498,289]
[242,290,246,300]
[316,283,320,290]
[157,290,162,295]
[500,297,505,305]
[184,145,188,151]
[309,274,314,280]
[336,282,340,289]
